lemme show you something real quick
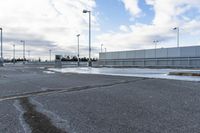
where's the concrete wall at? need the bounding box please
[99,46,200,68]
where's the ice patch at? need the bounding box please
[43,71,55,74]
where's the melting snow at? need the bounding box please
[49,67,200,82]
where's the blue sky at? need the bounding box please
[1,0,200,59]
[95,0,154,32]
[95,0,131,31]
[94,0,200,51]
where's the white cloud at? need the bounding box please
[0,0,97,59]
[96,0,200,52]
[121,0,141,17]
[1,0,200,59]
[119,25,130,32]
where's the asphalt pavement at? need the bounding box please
[0,64,200,133]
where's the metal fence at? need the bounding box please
[26,61,89,68]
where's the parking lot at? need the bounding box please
[0,64,200,133]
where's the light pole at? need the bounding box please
[153,40,159,50]
[0,28,3,66]
[27,50,30,62]
[13,44,15,64]
[101,44,103,53]
[49,49,52,62]
[105,48,107,53]
[77,34,80,67]
[83,9,92,67]
[153,40,159,58]
[173,27,179,47]
[153,40,159,65]
[20,40,25,64]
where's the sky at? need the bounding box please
[1,0,200,60]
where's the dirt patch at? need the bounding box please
[169,72,200,77]
[19,97,67,133]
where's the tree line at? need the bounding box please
[60,56,98,62]
[2,56,98,63]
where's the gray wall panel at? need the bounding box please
[180,47,196,57]
[100,46,200,60]
[135,50,145,58]
[120,52,127,59]
[145,49,155,58]
[195,47,200,56]
[98,46,200,68]
[126,51,135,58]
[167,48,180,57]
[156,48,168,58]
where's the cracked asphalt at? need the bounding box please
[0,64,200,133]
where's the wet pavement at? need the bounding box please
[0,64,200,133]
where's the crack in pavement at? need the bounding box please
[0,78,148,102]
[0,89,62,102]
[19,97,67,133]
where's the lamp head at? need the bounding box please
[83,10,88,13]
[173,27,179,30]
[20,40,25,44]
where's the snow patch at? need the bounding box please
[49,67,200,82]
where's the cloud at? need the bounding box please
[0,0,97,59]
[119,25,130,32]
[1,0,200,59]
[121,0,141,17]
[96,0,200,52]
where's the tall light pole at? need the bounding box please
[105,48,107,53]
[83,9,92,67]
[153,40,159,50]
[101,44,103,53]
[153,40,159,58]
[49,49,52,62]
[173,27,179,47]
[77,34,80,67]
[27,50,30,62]
[20,40,25,64]
[0,28,3,66]
[153,40,159,65]
[13,44,15,64]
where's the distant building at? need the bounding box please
[98,46,200,68]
